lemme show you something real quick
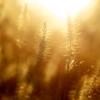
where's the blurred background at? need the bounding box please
[0,0,100,100]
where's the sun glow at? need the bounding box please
[19,0,91,20]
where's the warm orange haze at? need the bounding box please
[0,0,100,100]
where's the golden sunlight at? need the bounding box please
[39,0,91,20]
[65,0,91,16]
[19,0,91,20]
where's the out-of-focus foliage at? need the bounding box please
[0,0,100,100]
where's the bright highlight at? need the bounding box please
[19,0,91,20]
